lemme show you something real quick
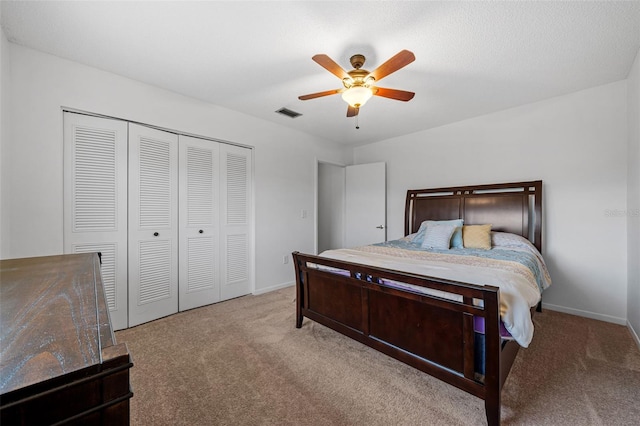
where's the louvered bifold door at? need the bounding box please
[178,136,220,311]
[128,123,179,327]
[63,112,128,330]
[220,144,253,301]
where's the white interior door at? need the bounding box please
[178,135,220,311]
[345,162,386,247]
[128,123,179,327]
[220,144,252,301]
[63,112,129,330]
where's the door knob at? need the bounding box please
[199,230,204,234]
[153,232,159,237]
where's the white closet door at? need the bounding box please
[178,135,220,311]
[63,112,128,330]
[220,144,253,301]
[128,123,179,327]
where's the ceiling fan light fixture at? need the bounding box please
[299,50,415,116]
[341,86,373,108]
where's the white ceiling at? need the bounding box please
[1,1,639,146]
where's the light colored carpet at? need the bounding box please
[116,286,640,425]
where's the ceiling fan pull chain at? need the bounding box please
[355,114,360,130]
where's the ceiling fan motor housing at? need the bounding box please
[343,69,373,89]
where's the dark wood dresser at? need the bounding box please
[0,253,133,425]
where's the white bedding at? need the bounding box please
[317,236,551,348]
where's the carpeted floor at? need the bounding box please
[116,286,640,425]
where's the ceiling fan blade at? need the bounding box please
[312,54,350,80]
[298,89,341,100]
[372,87,415,101]
[346,105,359,117]
[369,50,415,82]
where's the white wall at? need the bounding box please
[1,43,350,293]
[354,82,629,325]
[0,23,9,258]
[628,47,640,345]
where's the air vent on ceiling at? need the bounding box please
[275,107,302,118]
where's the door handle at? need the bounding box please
[376,225,385,229]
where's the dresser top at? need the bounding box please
[0,253,113,395]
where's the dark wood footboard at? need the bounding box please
[293,251,521,426]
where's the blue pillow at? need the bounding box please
[412,219,464,248]
[420,223,457,250]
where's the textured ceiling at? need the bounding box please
[2,1,639,146]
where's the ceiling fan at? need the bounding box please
[298,50,416,118]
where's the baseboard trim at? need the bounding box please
[253,281,295,296]
[628,320,640,350]
[542,303,627,325]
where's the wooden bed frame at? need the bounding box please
[292,180,543,426]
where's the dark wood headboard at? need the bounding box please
[405,181,543,253]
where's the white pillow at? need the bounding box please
[491,232,538,252]
[412,219,464,248]
[420,223,457,250]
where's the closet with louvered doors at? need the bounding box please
[178,135,220,311]
[63,112,253,329]
[218,143,252,301]
[178,137,252,310]
[63,113,129,330]
[128,123,179,327]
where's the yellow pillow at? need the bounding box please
[462,224,492,249]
